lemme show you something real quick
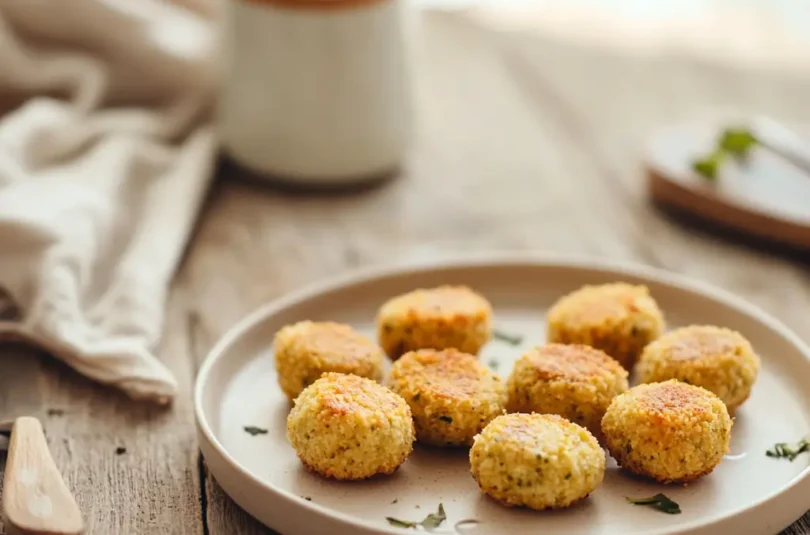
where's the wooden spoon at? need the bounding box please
[1,417,84,535]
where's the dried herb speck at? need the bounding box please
[766,437,810,461]
[387,503,446,530]
[115,447,127,455]
[626,493,681,514]
[47,408,64,416]
[492,329,523,346]
[439,416,453,424]
[244,426,269,436]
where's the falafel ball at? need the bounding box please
[601,379,732,483]
[470,413,606,510]
[636,325,760,413]
[388,348,506,447]
[506,344,628,439]
[547,283,665,370]
[274,321,385,400]
[376,285,492,360]
[286,373,415,480]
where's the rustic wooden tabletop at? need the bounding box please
[1,8,810,535]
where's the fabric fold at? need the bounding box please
[0,0,217,403]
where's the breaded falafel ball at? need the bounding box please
[470,413,605,510]
[547,283,665,370]
[636,325,760,413]
[274,321,384,400]
[376,286,492,360]
[286,373,415,480]
[506,344,628,439]
[388,349,506,447]
[602,380,732,483]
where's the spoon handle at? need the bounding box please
[753,116,810,176]
[2,417,84,535]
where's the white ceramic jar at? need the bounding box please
[218,0,413,186]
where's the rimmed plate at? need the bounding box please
[194,256,810,535]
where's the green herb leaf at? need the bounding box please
[492,329,523,345]
[439,416,453,423]
[691,149,725,180]
[719,127,758,158]
[386,517,418,529]
[392,498,398,504]
[244,426,268,436]
[766,437,810,461]
[386,503,447,530]
[420,503,447,529]
[626,493,681,514]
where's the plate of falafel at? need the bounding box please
[194,256,810,535]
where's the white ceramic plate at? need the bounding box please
[194,257,810,535]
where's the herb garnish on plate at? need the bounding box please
[766,437,810,461]
[387,503,446,530]
[492,329,523,346]
[626,493,681,514]
[244,426,268,436]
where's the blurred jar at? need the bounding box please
[218,0,413,187]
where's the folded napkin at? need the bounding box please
[0,0,218,403]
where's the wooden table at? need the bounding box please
[1,9,810,535]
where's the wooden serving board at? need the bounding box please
[646,122,810,251]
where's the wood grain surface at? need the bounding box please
[2,9,810,535]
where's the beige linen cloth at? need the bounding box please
[0,0,218,404]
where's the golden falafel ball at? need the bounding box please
[274,321,385,400]
[601,380,732,483]
[470,413,605,510]
[286,373,415,480]
[376,286,492,360]
[636,325,760,413]
[506,344,628,439]
[547,283,665,370]
[388,349,506,447]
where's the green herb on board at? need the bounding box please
[766,437,810,461]
[626,493,681,514]
[691,126,758,180]
[692,148,724,180]
[387,503,447,530]
[244,426,268,436]
[719,127,758,158]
